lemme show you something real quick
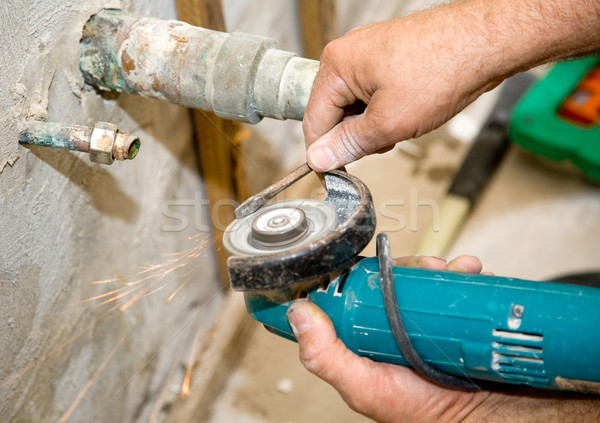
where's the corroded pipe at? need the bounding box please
[80,9,320,124]
[19,121,141,165]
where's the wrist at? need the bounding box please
[461,391,508,423]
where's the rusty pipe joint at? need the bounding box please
[80,9,319,123]
[19,121,141,165]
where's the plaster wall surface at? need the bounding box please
[0,1,221,421]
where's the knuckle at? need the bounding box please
[342,376,376,414]
[345,394,370,415]
[365,113,395,145]
[299,337,345,378]
[302,113,315,139]
[302,117,310,133]
[335,124,367,161]
[299,347,327,375]
[320,40,340,62]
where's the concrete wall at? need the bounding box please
[0,1,222,421]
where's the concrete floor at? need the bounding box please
[208,88,600,422]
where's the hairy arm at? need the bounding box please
[303,0,600,171]
[464,389,600,422]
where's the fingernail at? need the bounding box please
[287,305,312,335]
[308,144,337,171]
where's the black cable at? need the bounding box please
[550,272,600,287]
[376,233,481,391]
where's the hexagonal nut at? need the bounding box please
[89,122,117,165]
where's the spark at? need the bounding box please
[0,302,121,390]
[79,286,131,303]
[143,271,188,298]
[2,232,224,412]
[166,271,194,303]
[85,233,221,310]
[96,288,137,306]
[2,234,220,391]
[120,285,153,311]
[180,319,205,396]
[148,336,187,423]
[58,335,125,423]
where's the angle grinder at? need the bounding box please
[224,164,600,393]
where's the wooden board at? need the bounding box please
[174,0,246,286]
[165,291,256,422]
[164,2,340,421]
[165,2,255,422]
[297,0,337,60]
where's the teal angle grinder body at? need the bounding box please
[224,169,600,393]
[245,257,600,392]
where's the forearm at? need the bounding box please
[468,0,600,84]
[464,389,600,422]
[302,0,600,171]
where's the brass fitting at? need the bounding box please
[19,120,141,165]
[89,122,140,164]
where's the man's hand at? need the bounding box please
[287,255,600,422]
[303,0,600,172]
[286,255,490,422]
[303,3,499,172]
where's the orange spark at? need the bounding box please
[120,285,153,311]
[0,302,121,390]
[148,337,187,423]
[80,286,131,303]
[58,335,125,423]
[180,320,204,396]
[166,272,194,303]
[84,233,219,309]
[2,234,221,393]
[96,288,138,306]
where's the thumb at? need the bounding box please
[306,114,377,171]
[306,94,399,171]
[286,301,377,396]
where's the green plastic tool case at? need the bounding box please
[510,57,600,182]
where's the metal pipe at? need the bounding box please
[80,9,320,124]
[19,121,141,165]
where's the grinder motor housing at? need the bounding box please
[246,257,600,393]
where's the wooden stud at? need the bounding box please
[174,0,244,287]
[174,0,227,30]
[297,0,337,60]
[164,2,255,422]
[165,291,256,422]
[164,2,340,421]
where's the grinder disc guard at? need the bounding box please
[225,171,376,291]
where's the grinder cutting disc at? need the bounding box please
[223,199,338,256]
[225,170,376,291]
